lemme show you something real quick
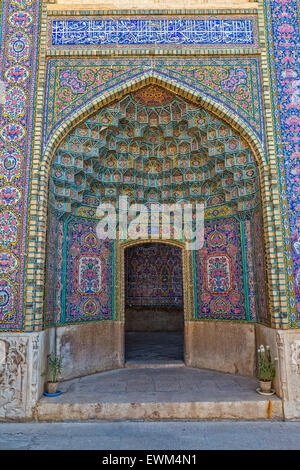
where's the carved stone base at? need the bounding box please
[255,324,300,419]
[0,330,52,420]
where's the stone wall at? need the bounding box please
[55,322,124,380]
[185,321,256,376]
[125,307,184,332]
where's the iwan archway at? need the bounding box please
[37,81,280,380]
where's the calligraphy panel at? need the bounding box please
[48,15,259,50]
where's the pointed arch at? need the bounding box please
[24,71,288,330]
[41,71,267,174]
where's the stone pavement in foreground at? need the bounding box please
[36,367,283,421]
[1,421,300,450]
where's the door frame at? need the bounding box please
[114,238,195,365]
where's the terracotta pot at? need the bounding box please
[259,380,272,393]
[45,381,58,394]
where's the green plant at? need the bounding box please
[257,345,277,382]
[42,352,63,383]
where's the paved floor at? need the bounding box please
[1,421,300,450]
[36,366,282,421]
[125,332,184,365]
[38,366,272,404]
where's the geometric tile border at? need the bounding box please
[263,0,300,327]
[0,0,42,331]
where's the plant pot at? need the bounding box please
[259,380,272,393]
[45,381,58,394]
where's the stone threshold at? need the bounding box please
[35,399,283,421]
[35,366,283,421]
[125,361,185,368]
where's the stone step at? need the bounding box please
[35,398,283,421]
[35,366,283,422]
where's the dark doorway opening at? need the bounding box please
[124,243,184,365]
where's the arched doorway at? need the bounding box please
[124,242,184,365]
[42,83,270,378]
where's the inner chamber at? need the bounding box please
[125,242,184,364]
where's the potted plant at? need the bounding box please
[42,352,63,395]
[257,345,277,394]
